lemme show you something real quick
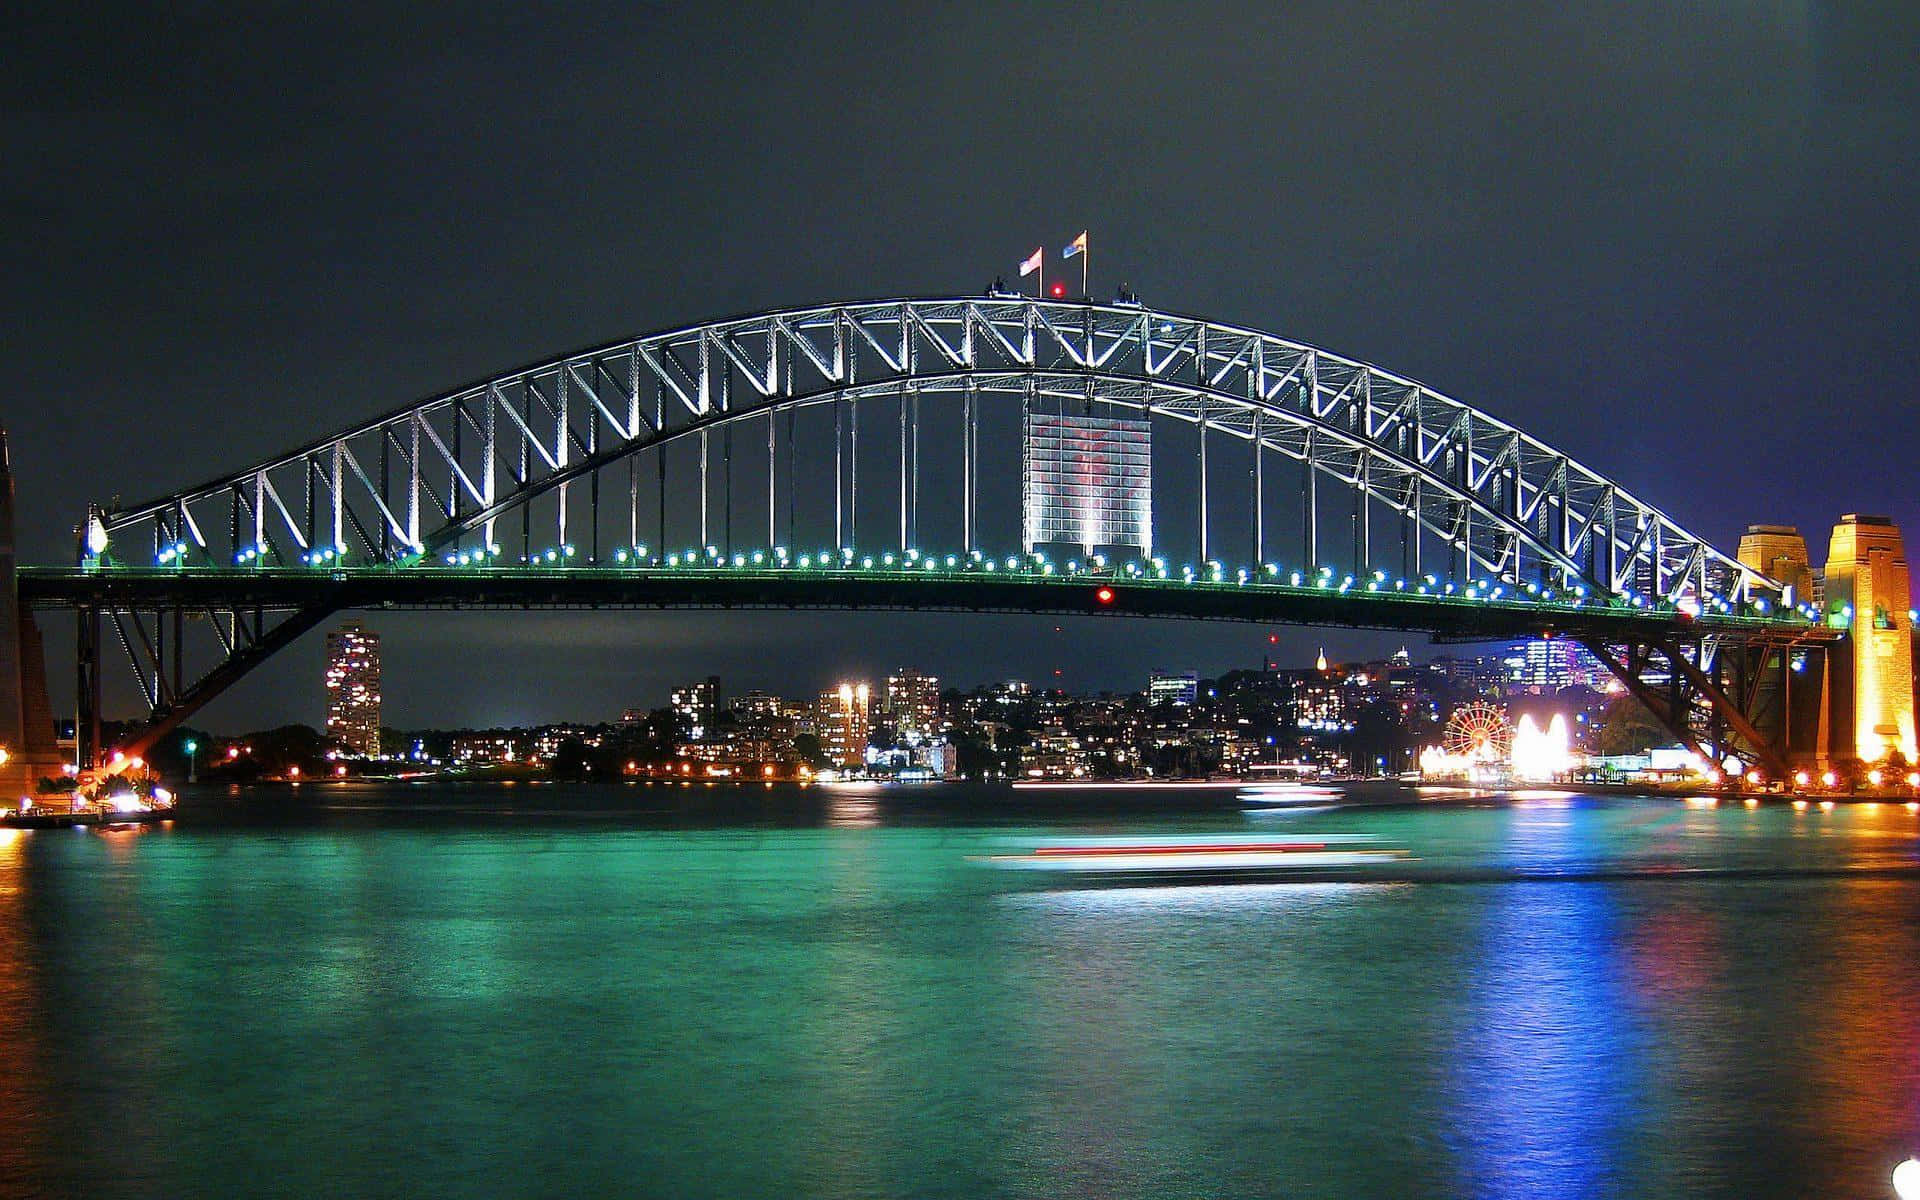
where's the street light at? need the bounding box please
[184,739,198,784]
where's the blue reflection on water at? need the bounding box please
[1448,806,1632,1198]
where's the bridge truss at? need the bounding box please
[43,296,1814,771]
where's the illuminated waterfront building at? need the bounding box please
[884,668,941,739]
[817,683,871,768]
[1821,514,1916,765]
[323,622,381,756]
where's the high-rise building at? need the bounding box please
[817,683,871,768]
[1822,515,1916,765]
[1149,671,1198,707]
[671,676,720,741]
[1501,638,1605,692]
[323,622,381,756]
[885,668,941,739]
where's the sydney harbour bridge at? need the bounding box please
[9,295,1855,778]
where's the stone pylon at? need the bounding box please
[0,428,66,802]
[1820,514,1918,768]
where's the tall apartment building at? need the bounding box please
[884,668,941,739]
[324,622,382,756]
[671,676,721,741]
[817,683,871,768]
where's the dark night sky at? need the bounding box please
[5,3,1917,730]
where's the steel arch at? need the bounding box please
[88,296,1776,606]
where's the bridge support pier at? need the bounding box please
[1579,630,1833,781]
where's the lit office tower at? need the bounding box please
[670,676,721,741]
[1023,410,1152,554]
[1149,671,1198,707]
[817,683,871,767]
[885,668,941,739]
[323,622,381,756]
[1501,638,1605,691]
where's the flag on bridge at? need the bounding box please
[1062,231,1087,258]
[1018,246,1043,277]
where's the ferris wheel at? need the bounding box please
[1443,702,1512,762]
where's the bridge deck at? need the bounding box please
[20,565,1814,641]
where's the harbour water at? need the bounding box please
[1,784,1917,1198]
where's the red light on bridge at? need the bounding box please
[1095,586,1115,605]
[1050,281,1066,298]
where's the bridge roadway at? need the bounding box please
[19,561,1800,641]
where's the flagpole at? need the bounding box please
[1082,235,1089,299]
